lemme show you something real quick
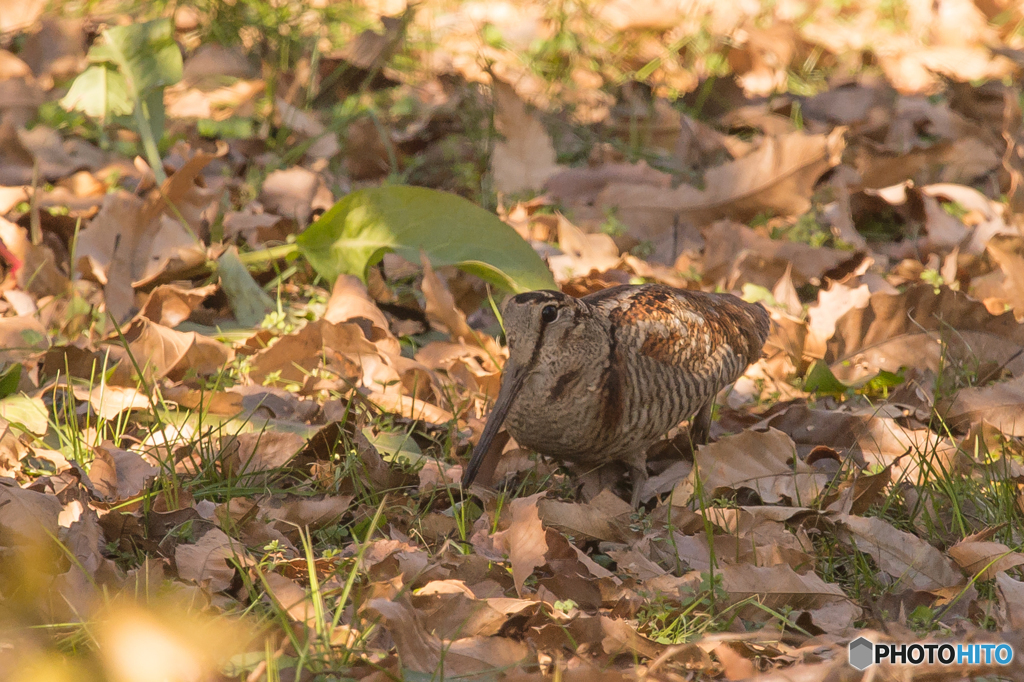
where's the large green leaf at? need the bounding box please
[90,19,183,96]
[0,395,48,435]
[61,18,182,121]
[295,185,556,293]
[60,64,132,121]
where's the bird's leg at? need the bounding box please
[689,399,714,447]
[629,457,649,509]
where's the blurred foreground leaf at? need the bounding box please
[61,18,182,126]
[296,185,556,292]
[61,18,182,182]
[0,395,48,435]
[0,364,20,400]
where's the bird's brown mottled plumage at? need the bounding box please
[462,284,771,507]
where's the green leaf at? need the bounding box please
[295,185,557,293]
[741,283,781,308]
[804,361,905,398]
[0,364,20,400]
[109,87,167,142]
[198,117,254,140]
[90,19,183,97]
[858,368,904,397]
[217,247,275,327]
[61,19,182,124]
[0,364,19,401]
[803,360,849,396]
[0,395,48,435]
[362,427,423,464]
[60,65,133,121]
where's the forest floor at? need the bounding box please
[2,1,1024,680]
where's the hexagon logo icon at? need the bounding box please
[849,637,874,670]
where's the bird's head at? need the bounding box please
[462,288,581,488]
[501,289,579,368]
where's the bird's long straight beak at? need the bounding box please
[462,360,528,488]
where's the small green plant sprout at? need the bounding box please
[920,267,952,294]
[600,207,627,237]
[553,598,578,614]
[61,18,183,184]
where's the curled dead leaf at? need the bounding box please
[491,492,548,597]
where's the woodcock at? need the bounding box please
[461,284,771,507]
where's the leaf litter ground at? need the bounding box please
[3,1,1024,681]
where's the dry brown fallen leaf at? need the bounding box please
[71,384,151,421]
[665,527,814,574]
[701,220,860,289]
[835,513,964,591]
[0,216,68,297]
[419,255,503,360]
[248,320,325,385]
[670,428,827,506]
[259,166,332,223]
[221,210,296,249]
[167,64,263,120]
[275,97,341,161]
[324,275,399,354]
[222,430,305,479]
[939,373,1024,437]
[729,24,798,96]
[764,403,961,485]
[77,154,216,321]
[249,317,401,392]
[364,597,530,675]
[161,385,243,416]
[594,128,845,245]
[995,572,1024,632]
[545,161,671,206]
[947,535,1024,581]
[546,214,622,283]
[257,494,353,540]
[823,464,892,515]
[88,441,159,503]
[528,612,664,661]
[719,563,848,618]
[260,571,316,626]
[491,492,548,597]
[536,491,634,543]
[138,283,217,328]
[106,317,232,384]
[415,340,501,399]
[490,79,560,194]
[412,580,538,638]
[713,640,756,680]
[878,44,1016,95]
[0,477,62,546]
[366,390,456,426]
[0,314,48,366]
[827,284,1024,383]
[174,527,248,593]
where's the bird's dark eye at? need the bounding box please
[541,305,558,323]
